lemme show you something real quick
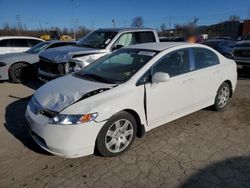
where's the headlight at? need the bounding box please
[48,113,98,125]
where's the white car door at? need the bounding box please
[145,48,196,128]
[190,47,222,106]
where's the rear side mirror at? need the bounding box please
[152,72,170,83]
[113,44,124,51]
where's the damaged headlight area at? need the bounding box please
[48,113,98,125]
[65,58,89,73]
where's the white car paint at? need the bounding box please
[0,36,44,54]
[25,42,237,158]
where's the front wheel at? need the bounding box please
[214,82,231,111]
[9,63,29,83]
[96,111,137,157]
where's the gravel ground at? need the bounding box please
[0,75,250,188]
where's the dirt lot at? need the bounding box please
[0,75,250,188]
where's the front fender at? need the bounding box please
[61,85,147,128]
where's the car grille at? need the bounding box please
[233,48,250,58]
[39,57,66,75]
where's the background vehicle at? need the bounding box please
[159,37,185,42]
[0,40,75,82]
[213,36,233,40]
[0,36,44,55]
[40,30,73,41]
[202,39,236,59]
[233,40,250,71]
[26,42,237,158]
[38,28,159,82]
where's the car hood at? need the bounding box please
[34,74,115,112]
[39,45,101,63]
[235,40,250,47]
[0,52,35,61]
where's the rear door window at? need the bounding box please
[0,39,8,47]
[27,39,42,47]
[192,48,219,70]
[8,39,29,47]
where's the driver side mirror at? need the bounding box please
[152,72,170,84]
[112,44,124,51]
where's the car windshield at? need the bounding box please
[76,31,117,49]
[26,41,49,54]
[74,49,158,84]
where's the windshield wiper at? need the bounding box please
[75,72,114,84]
[85,73,115,84]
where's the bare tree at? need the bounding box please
[192,17,199,25]
[160,23,166,32]
[229,15,240,21]
[131,16,144,28]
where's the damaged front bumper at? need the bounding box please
[38,69,61,82]
[25,105,106,158]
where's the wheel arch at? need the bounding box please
[223,80,233,98]
[123,109,145,138]
[8,61,31,74]
[8,61,31,78]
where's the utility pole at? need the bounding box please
[168,17,172,37]
[71,0,76,39]
[247,7,250,19]
[16,15,22,34]
[91,20,95,30]
[75,18,79,39]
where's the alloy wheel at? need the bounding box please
[218,86,230,108]
[105,119,134,153]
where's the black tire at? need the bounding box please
[96,111,137,157]
[214,82,231,111]
[9,63,29,83]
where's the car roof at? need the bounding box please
[96,27,156,32]
[126,42,191,51]
[236,40,250,45]
[203,39,234,43]
[0,36,43,40]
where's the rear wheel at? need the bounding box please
[9,63,29,83]
[214,82,231,111]
[96,111,137,157]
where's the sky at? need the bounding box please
[0,0,249,30]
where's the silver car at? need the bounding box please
[0,40,75,82]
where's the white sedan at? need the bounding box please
[25,42,237,158]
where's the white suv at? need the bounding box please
[0,36,44,54]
